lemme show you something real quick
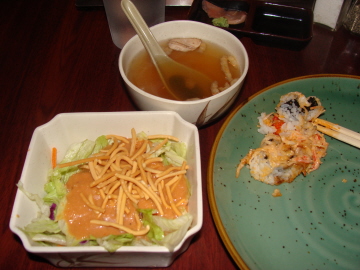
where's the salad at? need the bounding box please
[18,129,193,252]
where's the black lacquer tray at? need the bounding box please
[188,0,314,50]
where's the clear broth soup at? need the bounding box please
[127,40,240,101]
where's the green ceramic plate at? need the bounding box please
[208,75,360,270]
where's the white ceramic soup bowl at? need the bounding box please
[9,111,202,267]
[119,20,249,127]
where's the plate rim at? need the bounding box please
[207,73,360,269]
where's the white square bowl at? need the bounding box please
[9,111,202,267]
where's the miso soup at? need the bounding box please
[126,39,241,101]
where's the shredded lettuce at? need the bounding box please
[43,174,67,205]
[32,233,67,246]
[97,234,135,252]
[17,182,50,219]
[150,140,187,167]
[24,218,61,234]
[132,212,193,251]
[154,213,193,251]
[138,209,164,242]
[136,131,148,140]
[93,135,109,153]
[60,139,94,164]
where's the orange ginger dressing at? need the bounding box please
[60,162,189,241]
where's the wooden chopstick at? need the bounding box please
[314,119,360,148]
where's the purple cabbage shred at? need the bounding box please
[49,203,56,220]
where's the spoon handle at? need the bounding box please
[121,0,166,60]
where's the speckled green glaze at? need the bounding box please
[208,75,360,270]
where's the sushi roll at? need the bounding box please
[237,137,305,185]
[236,92,328,185]
[276,91,325,124]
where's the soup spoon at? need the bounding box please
[121,0,213,101]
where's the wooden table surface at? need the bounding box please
[1,1,359,269]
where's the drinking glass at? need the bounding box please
[104,0,165,49]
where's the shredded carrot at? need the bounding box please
[51,147,57,169]
[57,155,110,168]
